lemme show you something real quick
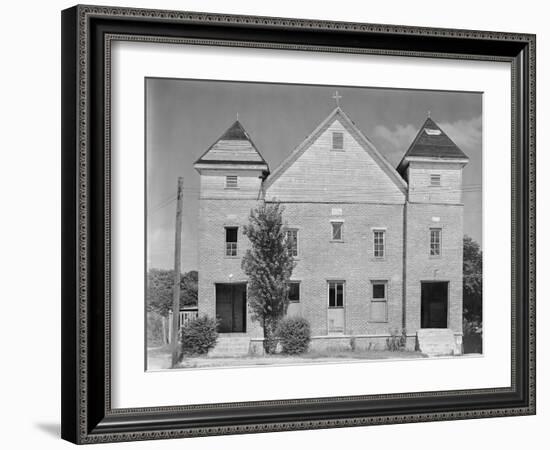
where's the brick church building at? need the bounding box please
[193,103,469,355]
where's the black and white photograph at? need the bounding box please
[145,79,483,370]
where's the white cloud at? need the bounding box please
[373,123,417,152]
[438,115,482,153]
[373,115,482,162]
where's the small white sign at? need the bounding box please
[432,216,440,222]
[331,208,343,216]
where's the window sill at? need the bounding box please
[224,255,240,259]
[372,257,386,262]
[429,255,442,259]
[330,240,344,244]
[328,306,344,309]
[224,187,240,190]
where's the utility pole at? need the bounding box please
[170,177,184,368]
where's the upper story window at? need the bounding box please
[225,175,238,189]
[288,281,300,302]
[430,228,442,257]
[285,229,298,257]
[373,230,385,258]
[332,131,344,150]
[430,174,441,186]
[225,226,238,256]
[331,221,344,241]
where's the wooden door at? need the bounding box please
[216,283,246,333]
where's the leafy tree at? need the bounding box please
[463,236,482,322]
[147,269,198,317]
[463,236,482,353]
[241,203,296,353]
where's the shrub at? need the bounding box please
[349,332,357,352]
[276,316,311,354]
[386,328,407,351]
[179,316,218,357]
[147,311,167,347]
[463,317,482,354]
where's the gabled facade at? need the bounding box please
[194,109,469,355]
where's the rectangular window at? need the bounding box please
[331,221,343,241]
[430,228,442,256]
[328,281,344,308]
[225,226,238,256]
[332,131,344,150]
[285,229,298,257]
[225,175,238,189]
[288,282,300,302]
[371,281,388,322]
[373,230,385,258]
[430,174,441,186]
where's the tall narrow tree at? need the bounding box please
[242,203,295,353]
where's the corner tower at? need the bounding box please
[397,117,469,204]
[194,120,269,198]
[194,120,268,338]
[398,117,469,354]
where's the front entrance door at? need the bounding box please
[327,281,345,333]
[421,281,448,328]
[216,283,247,333]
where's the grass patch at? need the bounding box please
[299,349,427,359]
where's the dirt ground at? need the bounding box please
[146,346,428,371]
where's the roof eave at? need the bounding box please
[397,155,469,173]
[194,162,269,173]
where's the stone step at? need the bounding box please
[209,336,251,357]
[417,329,460,356]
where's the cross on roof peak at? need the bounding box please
[332,90,342,107]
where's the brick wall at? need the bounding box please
[407,161,464,205]
[266,119,405,204]
[276,202,405,336]
[197,198,264,338]
[404,202,464,335]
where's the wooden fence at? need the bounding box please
[166,307,199,344]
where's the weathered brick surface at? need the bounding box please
[197,197,264,338]
[407,162,464,204]
[277,202,404,336]
[404,202,464,336]
[266,119,405,204]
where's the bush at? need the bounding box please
[147,311,167,347]
[179,316,218,356]
[463,317,482,354]
[276,316,311,354]
[386,328,407,351]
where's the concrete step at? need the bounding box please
[209,336,251,357]
[417,329,460,356]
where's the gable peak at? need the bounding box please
[194,119,268,169]
[397,116,469,175]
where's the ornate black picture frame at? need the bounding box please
[61,4,536,444]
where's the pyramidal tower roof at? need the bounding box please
[397,117,469,174]
[194,120,268,169]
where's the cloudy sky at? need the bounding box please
[146,78,482,272]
